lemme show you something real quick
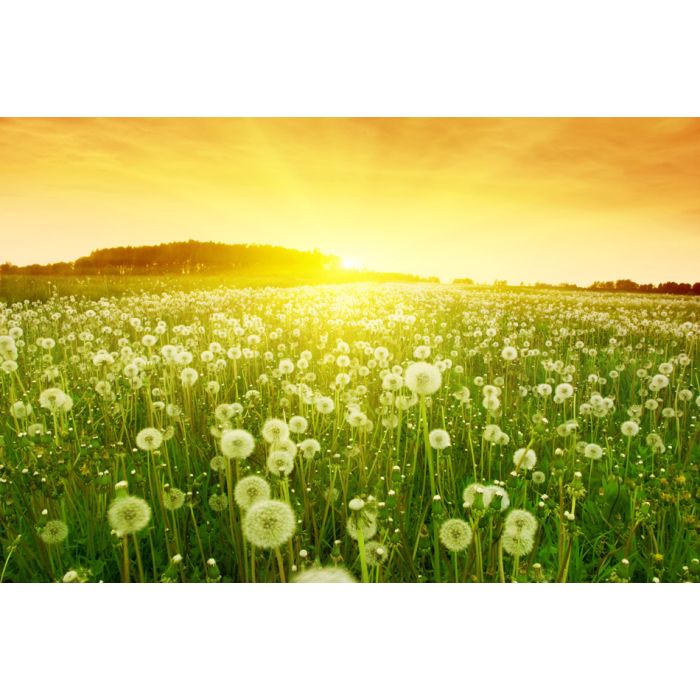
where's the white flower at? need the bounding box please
[221,429,255,460]
[620,420,640,437]
[136,427,163,452]
[584,443,603,460]
[428,429,451,450]
[513,448,537,471]
[404,362,442,396]
[262,418,290,444]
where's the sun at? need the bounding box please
[341,256,362,270]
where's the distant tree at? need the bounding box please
[615,279,640,292]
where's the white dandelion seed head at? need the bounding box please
[513,448,537,470]
[502,530,535,556]
[621,420,640,437]
[266,450,295,477]
[220,429,255,460]
[163,488,186,511]
[501,346,518,361]
[107,496,151,535]
[288,415,308,434]
[262,418,290,444]
[404,361,442,396]
[584,443,603,460]
[40,520,69,545]
[208,493,229,512]
[243,499,296,549]
[292,566,357,583]
[504,509,538,538]
[439,518,473,552]
[428,428,451,450]
[135,427,163,452]
[234,475,271,510]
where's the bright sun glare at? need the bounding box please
[341,257,362,270]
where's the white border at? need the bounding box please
[1,1,700,116]
[1,584,697,698]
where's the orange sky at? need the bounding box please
[1,118,698,284]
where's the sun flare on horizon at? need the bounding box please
[341,256,363,271]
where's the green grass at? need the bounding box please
[0,281,698,582]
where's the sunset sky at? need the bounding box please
[1,117,698,284]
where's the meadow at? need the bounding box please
[0,282,698,583]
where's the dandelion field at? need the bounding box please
[1,283,698,583]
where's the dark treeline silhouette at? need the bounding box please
[533,279,700,296]
[0,240,438,284]
[450,278,700,296]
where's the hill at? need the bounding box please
[0,240,438,284]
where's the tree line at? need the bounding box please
[452,277,700,296]
[0,240,437,283]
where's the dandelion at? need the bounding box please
[346,501,378,541]
[428,429,451,450]
[180,367,199,387]
[266,450,295,477]
[298,438,321,459]
[364,541,389,565]
[210,455,226,472]
[220,429,255,460]
[208,493,229,512]
[243,500,296,549]
[484,484,510,510]
[273,438,298,458]
[163,488,186,511]
[234,475,271,510]
[504,509,538,538]
[554,383,574,400]
[135,427,163,452]
[10,401,33,419]
[463,483,486,509]
[404,361,442,396]
[501,346,518,361]
[288,415,308,434]
[278,358,295,374]
[483,424,503,443]
[502,530,536,556]
[107,496,151,535]
[584,443,603,460]
[439,519,473,552]
[39,388,69,412]
[261,418,290,444]
[621,420,640,437]
[649,374,669,391]
[293,566,357,583]
[315,396,335,414]
[513,448,537,471]
[40,520,69,545]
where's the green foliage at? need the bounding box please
[0,283,698,583]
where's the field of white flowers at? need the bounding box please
[1,283,698,583]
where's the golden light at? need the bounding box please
[1,118,699,284]
[341,257,362,270]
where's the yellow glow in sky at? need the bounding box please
[1,117,699,284]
